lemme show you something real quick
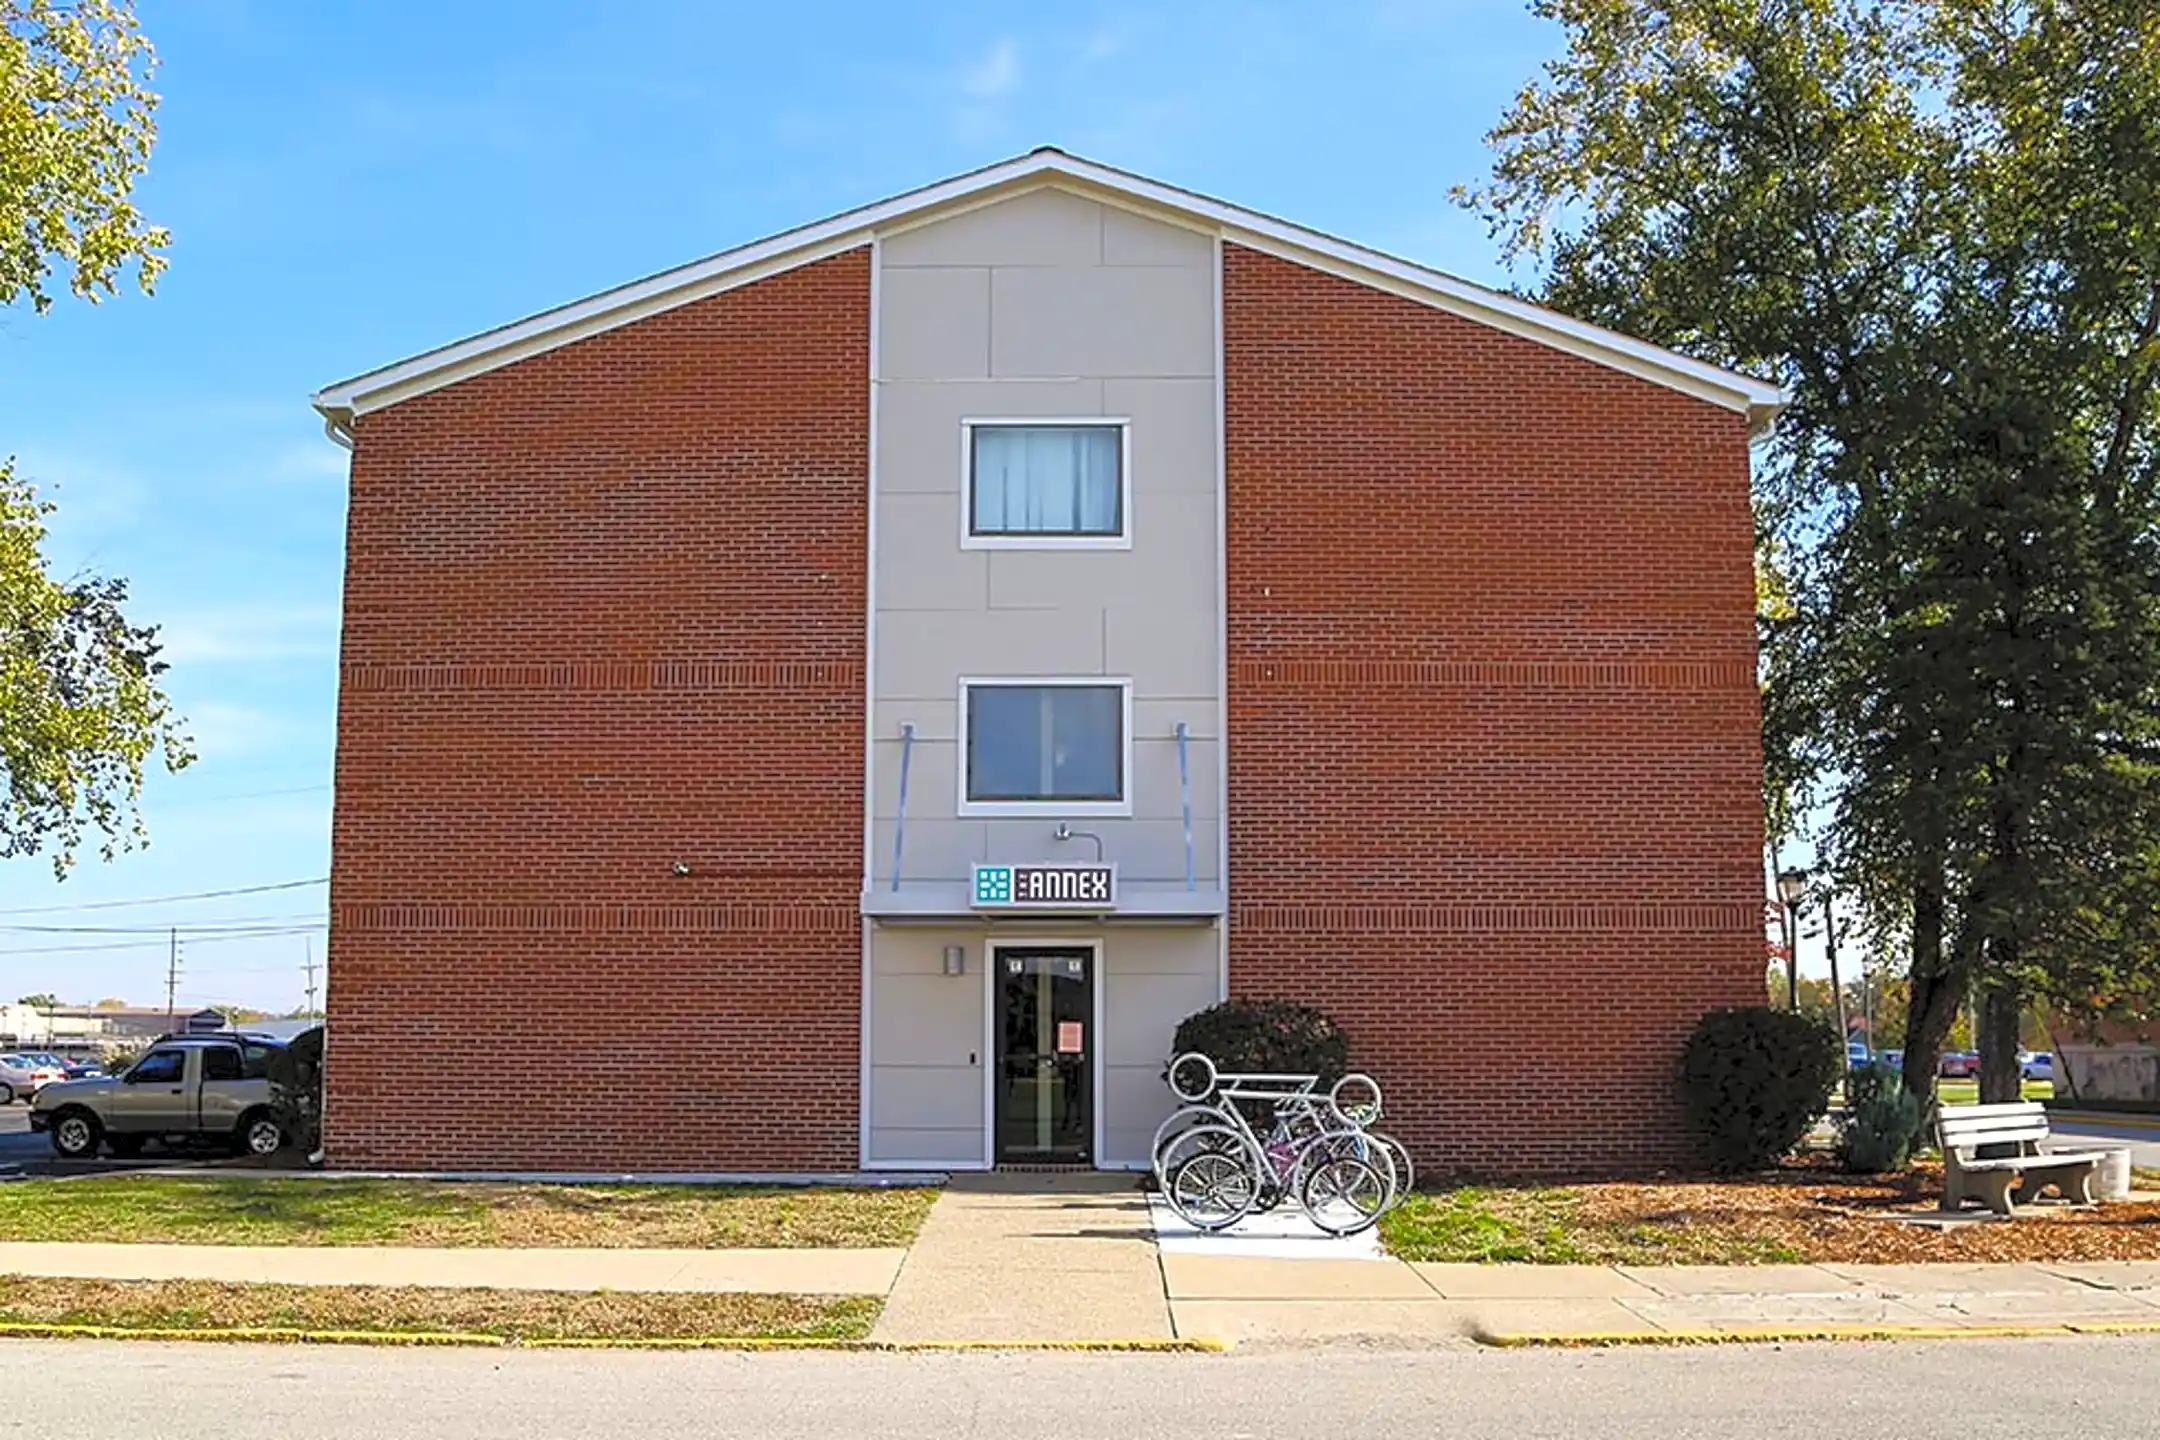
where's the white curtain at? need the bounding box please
[972,426,1119,535]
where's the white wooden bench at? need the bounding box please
[1937,1101,2110,1216]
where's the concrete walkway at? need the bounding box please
[0,1242,903,1296]
[1161,1256,2160,1345]
[870,1174,1171,1343]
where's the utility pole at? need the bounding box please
[303,938,319,1018]
[1824,888,1848,1052]
[165,928,179,1025]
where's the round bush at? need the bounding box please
[1680,1006,1841,1173]
[1170,998,1351,1082]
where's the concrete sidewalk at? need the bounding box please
[1161,1255,2160,1345]
[0,1242,903,1296]
[870,1174,1171,1343]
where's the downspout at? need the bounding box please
[888,723,915,893]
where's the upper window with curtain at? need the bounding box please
[965,421,1129,547]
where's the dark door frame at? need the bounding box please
[986,938,1101,1167]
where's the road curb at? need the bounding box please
[0,1320,1229,1353]
[1475,1320,2160,1348]
[2047,1110,2160,1133]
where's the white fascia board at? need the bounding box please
[1031,155,1787,434]
[310,151,1075,425]
[312,148,1786,438]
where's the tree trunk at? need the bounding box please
[1901,872,1962,1101]
[1977,954,2023,1105]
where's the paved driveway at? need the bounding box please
[2047,1114,2160,1169]
[0,1104,217,1179]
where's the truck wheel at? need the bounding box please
[49,1109,101,1159]
[234,1111,283,1158]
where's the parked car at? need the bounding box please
[60,1057,104,1079]
[28,1033,286,1159]
[0,1054,66,1104]
[2020,1051,2055,1082]
[1847,1040,1873,1068]
[1940,1051,1980,1079]
[1879,1049,1905,1072]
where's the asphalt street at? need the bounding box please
[1,1337,2157,1439]
[0,1105,201,1178]
[2048,1116,2160,1168]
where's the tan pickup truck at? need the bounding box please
[29,1033,286,1159]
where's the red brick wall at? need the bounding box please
[327,249,869,1172]
[1222,245,1764,1177]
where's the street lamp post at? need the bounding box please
[1776,868,1808,1012]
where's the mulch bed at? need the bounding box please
[1568,1157,2160,1264]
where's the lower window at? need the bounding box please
[963,682,1127,810]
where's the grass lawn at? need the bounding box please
[0,1276,878,1342]
[1935,1079,2054,1105]
[0,1178,936,1250]
[1380,1186,1803,1265]
[1381,1160,2160,1266]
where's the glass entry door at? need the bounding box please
[994,947,1093,1164]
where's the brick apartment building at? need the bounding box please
[313,150,1781,1176]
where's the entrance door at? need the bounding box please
[994,947,1093,1164]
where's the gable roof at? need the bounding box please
[313,148,1785,441]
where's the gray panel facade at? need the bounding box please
[865,187,1224,1168]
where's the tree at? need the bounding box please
[1,0,187,874]
[1,0,167,310]
[91,996,125,1008]
[1462,0,2160,1104]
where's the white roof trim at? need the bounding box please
[313,149,1786,437]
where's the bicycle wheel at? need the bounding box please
[1367,1131,1415,1205]
[1290,1126,1395,1203]
[1164,1126,1260,1232]
[1300,1155,1390,1236]
[1149,1106,1230,1190]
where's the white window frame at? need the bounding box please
[959,417,1133,552]
[956,677,1134,818]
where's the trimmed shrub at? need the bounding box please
[1680,1006,1841,1172]
[1170,998,1351,1083]
[266,1026,325,1156]
[1838,1060,1926,1173]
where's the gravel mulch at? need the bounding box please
[1383,1158,2160,1265]
[1571,1160,2160,1264]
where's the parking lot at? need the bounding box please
[0,1105,219,1179]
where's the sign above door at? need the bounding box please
[971,863,1117,911]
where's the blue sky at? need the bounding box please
[7,0,1803,1013]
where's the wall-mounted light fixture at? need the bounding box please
[671,861,694,878]
[942,944,966,976]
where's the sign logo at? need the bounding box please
[970,863,1117,910]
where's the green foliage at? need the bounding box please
[0,462,190,875]
[1463,0,2160,1099]
[14,993,56,1009]
[1170,998,1351,1082]
[1681,1007,1842,1172]
[1838,1061,1925,1173]
[265,1026,322,1155]
[0,0,168,311]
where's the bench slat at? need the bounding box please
[1940,1123,2050,1145]
[1944,1102,2047,1118]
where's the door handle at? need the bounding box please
[167,1088,182,1094]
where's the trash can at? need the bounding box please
[2093,1146,2134,1202]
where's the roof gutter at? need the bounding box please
[318,405,355,450]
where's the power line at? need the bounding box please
[0,927,325,957]
[0,878,327,916]
[158,783,331,806]
[0,917,326,934]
